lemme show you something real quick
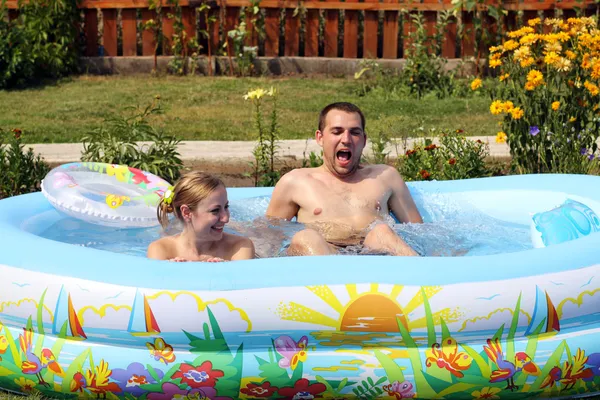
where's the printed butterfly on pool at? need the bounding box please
[146,337,176,365]
[274,335,308,370]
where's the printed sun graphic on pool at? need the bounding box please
[276,284,461,332]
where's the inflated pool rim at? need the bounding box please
[2,174,600,291]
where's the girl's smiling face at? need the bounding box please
[184,185,230,240]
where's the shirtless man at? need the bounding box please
[266,102,423,256]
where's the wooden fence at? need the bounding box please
[5,0,600,59]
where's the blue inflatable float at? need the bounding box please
[0,169,599,399]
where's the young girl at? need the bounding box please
[147,171,255,262]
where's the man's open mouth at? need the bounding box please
[336,150,352,162]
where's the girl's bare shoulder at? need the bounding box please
[147,235,178,260]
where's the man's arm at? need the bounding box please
[266,171,300,221]
[385,167,423,224]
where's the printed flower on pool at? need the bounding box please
[425,337,472,377]
[112,362,164,396]
[147,382,230,400]
[14,377,37,393]
[277,378,326,400]
[241,381,279,398]
[472,387,502,399]
[171,361,224,388]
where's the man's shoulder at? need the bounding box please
[363,163,399,177]
[278,167,315,185]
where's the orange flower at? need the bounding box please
[420,170,431,180]
[424,144,438,151]
[12,128,22,139]
[425,337,472,377]
[448,158,456,165]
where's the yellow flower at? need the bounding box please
[471,78,482,90]
[499,73,510,81]
[520,33,539,46]
[508,26,535,38]
[503,40,519,51]
[502,101,514,113]
[513,45,531,60]
[472,386,502,400]
[520,57,535,68]
[555,57,572,72]
[592,62,600,80]
[490,59,502,68]
[490,100,504,115]
[489,45,503,53]
[266,86,277,97]
[14,377,37,393]
[527,18,541,27]
[584,80,599,96]
[544,51,560,65]
[565,50,577,60]
[527,69,544,86]
[496,132,507,143]
[243,88,267,101]
[545,18,562,27]
[570,116,577,122]
[544,41,562,53]
[525,81,536,91]
[556,31,571,42]
[511,107,524,119]
[552,101,560,111]
[582,54,592,69]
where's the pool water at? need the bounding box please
[37,191,533,258]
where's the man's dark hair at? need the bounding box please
[318,102,366,132]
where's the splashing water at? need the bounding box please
[37,190,532,258]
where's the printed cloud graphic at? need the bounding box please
[458,308,530,332]
[148,291,251,333]
[79,305,132,330]
[558,288,600,319]
[0,299,53,324]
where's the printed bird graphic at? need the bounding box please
[541,348,595,391]
[70,359,122,399]
[18,328,64,387]
[484,337,540,391]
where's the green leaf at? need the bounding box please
[530,340,565,390]
[440,318,451,341]
[434,382,478,398]
[161,362,182,383]
[515,319,546,387]
[147,364,160,382]
[460,343,491,379]
[62,348,90,392]
[206,306,224,340]
[492,323,505,341]
[506,292,522,363]
[374,350,404,383]
[421,287,437,347]
[37,288,48,335]
[315,376,334,392]
[375,376,386,386]
[2,324,22,367]
[397,317,436,398]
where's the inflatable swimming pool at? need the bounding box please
[1,173,599,399]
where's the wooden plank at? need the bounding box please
[382,11,398,58]
[245,8,259,47]
[363,10,378,58]
[141,9,156,56]
[304,8,319,57]
[102,9,118,56]
[209,7,220,56]
[162,8,174,55]
[442,14,457,58]
[285,9,300,56]
[344,0,360,58]
[461,10,474,57]
[265,8,280,56]
[402,11,412,58]
[424,11,436,53]
[182,7,197,50]
[121,8,137,56]
[84,9,99,56]
[343,10,359,58]
[6,0,593,11]
[324,9,339,57]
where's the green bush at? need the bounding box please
[0,0,80,89]
[0,128,50,199]
[397,131,495,181]
[80,98,183,183]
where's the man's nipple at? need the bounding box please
[313,207,322,215]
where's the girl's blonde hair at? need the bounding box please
[157,171,225,229]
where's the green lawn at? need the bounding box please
[0,75,500,143]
